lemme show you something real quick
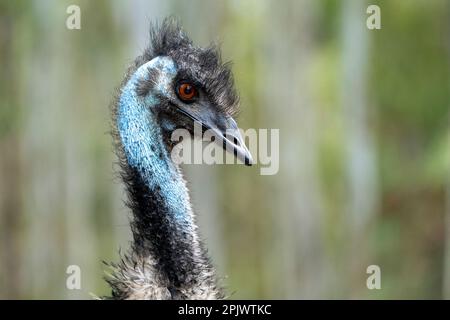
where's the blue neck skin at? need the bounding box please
[117,57,194,230]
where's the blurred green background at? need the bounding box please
[0,0,449,299]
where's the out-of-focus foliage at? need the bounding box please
[0,0,448,299]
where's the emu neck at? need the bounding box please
[115,66,219,299]
[117,80,194,230]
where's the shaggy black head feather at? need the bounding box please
[131,18,239,117]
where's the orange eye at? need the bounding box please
[177,82,197,102]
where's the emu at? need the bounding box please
[107,19,252,299]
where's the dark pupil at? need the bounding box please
[183,85,192,95]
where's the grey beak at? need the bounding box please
[208,117,253,166]
[175,106,253,166]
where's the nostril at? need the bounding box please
[225,133,241,146]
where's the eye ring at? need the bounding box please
[176,82,198,103]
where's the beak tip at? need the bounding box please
[244,155,254,166]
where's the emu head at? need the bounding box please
[123,19,253,165]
